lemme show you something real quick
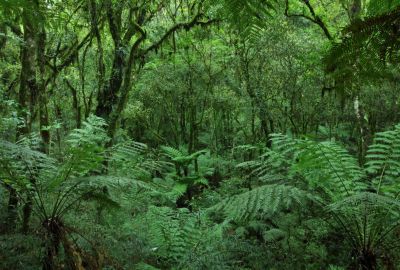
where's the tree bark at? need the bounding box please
[65,80,82,129]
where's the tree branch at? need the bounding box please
[144,13,218,54]
[285,0,333,41]
[45,32,92,86]
[105,0,122,45]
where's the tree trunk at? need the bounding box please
[5,1,39,233]
[65,80,82,129]
[20,0,49,233]
[37,26,50,154]
[1,185,18,233]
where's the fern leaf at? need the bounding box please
[210,184,308,222]
[366,124,400,194]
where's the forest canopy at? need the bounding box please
[1,0,400,269]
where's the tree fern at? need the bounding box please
[161,145,207,165]
[160,146,186,160]
[0,116,169,269]
[57,115,109,180]
[219,131,400,268]
[160,145,210,207]
[327,192,400,263]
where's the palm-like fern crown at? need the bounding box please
[211,125,400,258]
[211,126,400,236]
[0,115,166,220]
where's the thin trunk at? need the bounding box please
[7,2,38,233]
[350,0,369,165]
[21,0,49,233]
[354,96,370,165]
[251,104,256,143]
[38,26,50,154]
[65,80,81,128]
[95,46,124,122]
[22,193,33,233]
[89,0,105,113]
[54,102,63,154]
[1,185,18,233]
[180,98,186,144]
[239,48,271,146]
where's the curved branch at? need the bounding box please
[285,0,333,41]
[144,13,218,54]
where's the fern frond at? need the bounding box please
[210,184,308,222]
[107,140,147,163]
[133,206,204,261]
[236,148,288,183]
[160,146,185,160]
[76,175,159,191]
[0,139,57,190]
[56,115,109,181]
[270,133,300,158]
[329,192,400,214]
[269,134,365,198]
[294,140,365,198]
[365,124,400,194]
[81,190,121,209]
[263,228,286,242]
[211,0,277,40]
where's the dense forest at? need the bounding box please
[1,0,400,269]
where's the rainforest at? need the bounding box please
[1,0,400,269]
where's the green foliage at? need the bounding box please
[238,134,365,198]
[365,124,400,194]
[214,127,400,268]
[210,0,276,39]
[325,1,400,96]
[161,146,207,165]
[210,183,307,223]
[0,233,42,270]
[132,206,203,262]
[2,0,400,269]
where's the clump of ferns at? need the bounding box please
[213,127,400,270]
[0,117,105,269]
[0,116,155,270]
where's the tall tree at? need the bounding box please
[93,0,216,144]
